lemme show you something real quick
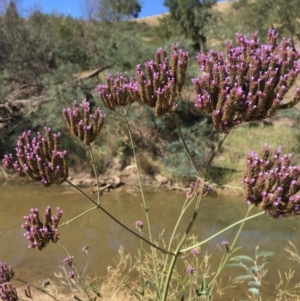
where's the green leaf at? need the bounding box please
[248,281,261,287]
[233,275,254,282]
[257,251,275,258]
[230,255,253,263]
[248,266,262,273]
[248,287,261,295]
[180,295,184,301]
[226,263,244,268]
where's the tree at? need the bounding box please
[83,0,141,22]
[163,0,216,53]
[231,0,300,47]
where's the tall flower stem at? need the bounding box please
[66,180,173,256]
[58,239,92,301]
[170,112,201,178]
[58,206,98,228]
[122,107,161,299]
[180,210,264,253]
[88,146,101,205]
[208,206,254,293]
[161,132,229,300]
[161,196,196,281]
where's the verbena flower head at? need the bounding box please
[0,263,14,284]
[186,266,195,275]
[62,100,105,146]
[186,177,210,198]
[96,73,140,110]
[21,206,62,250]
[63,256,74,267]
[243,144,300,218]
[0,282,18,301]
[2,128,68,186]
[68,271,75,279]
[135,44,188,116]
[190,248,199,256]
[135,220,143,230]
[193,30,300,132]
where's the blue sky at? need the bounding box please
[19,0,169,18]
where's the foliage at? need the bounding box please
[229,0,300,45]
[83,0,141,22]
[163,0,217,52]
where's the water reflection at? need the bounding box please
[0,184,299,295]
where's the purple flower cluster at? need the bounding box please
[63,256,74,267]
[135,44,188,116]
[0,263,14,284]
[63,257,75,278]
[135,220,144,230]
[193,30,300,132]
[62,100,105,146]
[2,128,68,187]
[21,206,62,250]
[0,282,18,301]
[186,178,211,199]
[96,73,140,110]
[190,248,199,256]
[0,262,17,301]
[186,266,195,275]
[243,144,300,218]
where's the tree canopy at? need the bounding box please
[163,0,217,52]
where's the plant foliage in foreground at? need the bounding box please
[2,30,300,300]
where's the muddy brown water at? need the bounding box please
[0,183,299,299]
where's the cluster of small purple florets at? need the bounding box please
[96,74,140,111]
[243,144,300,218]
[2,128,68,187]
[0,262,17,301]
[135,44,188,116]
[62,100,105,146]
[96,44,188,116]
[21,206,62,250]
[186,177,211,199]
[193,30,300,132]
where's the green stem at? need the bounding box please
[15,278,60,301]
[86,251,100,294]
[170,112,201,178]
[161,132,229,300]
[204,133,228,179]
[161,196,195,281]
[58,206,98,228]
[138,233,143,300]
[66,180,173,256]
[122,107,161,299]
[180,210,264,253]
[207,206,254,291]
[58,240,92,301]
[88,146,101,205]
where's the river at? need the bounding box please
[1,183,299,299]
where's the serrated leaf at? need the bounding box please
[248,287,261,295]
[230,255,253,263]
[248,281,261,287]
[257,251,275,258]
[226,263,244,268]
[233,275,253,282]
